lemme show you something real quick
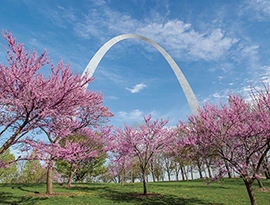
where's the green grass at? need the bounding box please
[0,178,269,205]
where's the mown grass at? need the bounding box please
[0,178,269,205]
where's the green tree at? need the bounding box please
[20,156,46,183]
[55,154,106,183]
[55,133,107,186]
[0,148,17,183]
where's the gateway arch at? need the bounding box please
[82,34,199,115]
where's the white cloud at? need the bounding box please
[136,21,238,61]
[69,7,238,61]
[129,109,144,120]
[116,109,144,122]
[118,111,128,119]
[247,0,270,20]
[126,83,147,93]
[212,92,227,99]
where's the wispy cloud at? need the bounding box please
[137,23,238,61]
[126,83,147,93]
[201,65,270,105]
[106,96,119,100]
[232,44,260,68]
[245,0,270,20]
[96,68,126,85]
[117,109,144,123]
[52,5,239,62]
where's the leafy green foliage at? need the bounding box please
[0,148,17,183]
[55,133,107,183]
[19,158,46,183]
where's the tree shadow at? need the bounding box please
[152,182,228,190]
[17,186,40,193]
[0,191,47,205]
[0,183,44,189]
[98,187,225,205]
[64,184,109,192]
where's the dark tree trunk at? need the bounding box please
[225,161,232,178]
[265,170,270,179]
[46,162,53,194]
[243,178,257,205]
[175,172,179,181]
[180,166,185,181]
[167,171,171,181]
[142,170,147,195]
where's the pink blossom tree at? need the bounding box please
[0,30,109,155]
[181,93,270,205]
[0,31,113,194]
[108,115,176,195]
[56,127,109,187]
[19,127,106,184]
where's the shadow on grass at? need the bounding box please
[64,184,108,192]
[0,191,47,205]
[0,183,45,190]
[16,186,40,194]
[98,187,225,205]
[151,182,228,190]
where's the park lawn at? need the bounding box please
[0,178,269,205]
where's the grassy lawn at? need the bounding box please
[0,178,269,205]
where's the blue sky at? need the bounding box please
[1,0,270,127]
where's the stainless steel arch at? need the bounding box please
[82,34,199,114]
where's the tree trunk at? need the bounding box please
[206,163,212,178]
[263,158,270,179]
[67,167,76,187]
[46,163,53,195]
[142,170,147,195]
[197,161,203,179]
[225,161,232,178]
[152,171,156,182]
[167,171,171,181]
[175,172,179,181]
[265,170,270,179]
[243,179,257,205]
[131,170,134,183]
[150,162,156,182]
[175,162,180,181]
[180,166,185,181]
[121,167,125,186]
[190,166,194,180]
[257,178,264,188]
[184,168,189,182]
